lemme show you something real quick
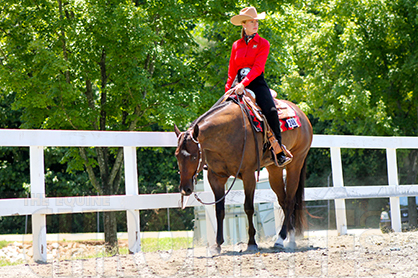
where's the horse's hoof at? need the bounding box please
[285,241,297,250]
[273,242,284,248]
[285,231,297,249]
[246,244,259,252]
[209,245,221,256]
[273,237,284,249]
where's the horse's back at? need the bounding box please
[281,100,313,153]
[203,98,312,170]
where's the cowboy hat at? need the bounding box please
[230,7,266,26]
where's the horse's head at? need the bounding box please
[174,124,203,198]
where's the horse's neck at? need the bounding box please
[197,102,241,148]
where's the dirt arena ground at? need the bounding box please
[1,229,418,277]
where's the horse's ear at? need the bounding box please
[174,124,181,137]
[192,124,199,141]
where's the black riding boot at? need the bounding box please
[265,110,292,167]
[240,72,292,167]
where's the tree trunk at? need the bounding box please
[102,176,119,255]
[95,146,124,255]
[104,211,119,255]
[408,196,417,228]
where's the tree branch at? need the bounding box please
[84,78,98,129]
[108,148,124,188]
[57,82,78,129]
[128,105,144,131]
[113,160,124,194]
[160,79,181,88]
[79,147,103,195]
[58,0,70,84]
[0,27,14,38]
[96,147,109,193]
[100,48,107,131]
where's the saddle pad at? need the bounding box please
[227,94,301,133]
[280,114,301,132]
[276,100,301,132]
[228,95,263,132]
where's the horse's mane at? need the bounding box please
[189,97,230,128]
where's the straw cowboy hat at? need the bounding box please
[230,7,266,26]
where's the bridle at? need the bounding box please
[190,134,203,186]
[176,130,204,188]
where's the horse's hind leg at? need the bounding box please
[242,172,258,251]
[208,171,229,255]
[273,159,305,248]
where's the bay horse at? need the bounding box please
[174,95,313,254]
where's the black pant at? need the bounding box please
[237,72,282,146]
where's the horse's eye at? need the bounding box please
[191,155,197,161]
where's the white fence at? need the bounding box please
[0,129,417,263]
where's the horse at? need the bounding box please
[174,94,313,254]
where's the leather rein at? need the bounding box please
[191,91,256,206]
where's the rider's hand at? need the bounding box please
[234,83,245,95]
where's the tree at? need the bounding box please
[0,0,216,253]
[4,0,416,243]
[2,0,279,253]
[278,0,418,136]
[276,0,418,225]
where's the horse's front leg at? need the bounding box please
[208,171,228,255]
[243,172,258,251]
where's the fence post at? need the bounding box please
[387,148,401,232]
[330,147,347,235]
[203,170,216,247]
[124,146,141,253]
[30,146,47,263]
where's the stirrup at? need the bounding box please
[276,152,292,167]
[267,130,293,166]
[271,150,293,167]
[281,145,293,159]
[270,144,293,167]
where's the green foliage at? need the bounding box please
[1,0,416,135]
[278,0,418,136]
[136,147,194,231]
[0,258,24,267]
[0,0,199,130]
[0,0,418,234]
[141,236,193,252]
[45,148,93,197]
[0,240,8,249]
[0,147,29,197]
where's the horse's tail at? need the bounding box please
[294,158,307,235]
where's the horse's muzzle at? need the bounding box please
[180,187,193,196]
[180,180,194,196]
[180,193,191,210]
[180,182,193,209]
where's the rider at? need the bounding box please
[226,7,292,167]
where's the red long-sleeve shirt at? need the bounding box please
[225,33,270,92]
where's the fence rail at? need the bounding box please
[0,129,417,263]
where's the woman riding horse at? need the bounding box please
[226,7,291,167]
[175,7,313,255]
